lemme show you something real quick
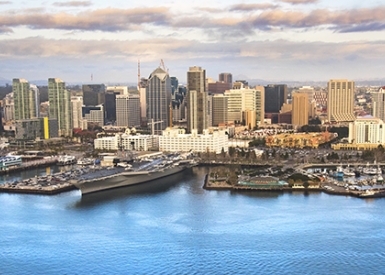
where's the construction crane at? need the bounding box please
[148,119,164,135]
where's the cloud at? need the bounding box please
[277,0,319,4]
[229,3,278,11]
[0,1,11,4]
[338,23,385,33]
[53,1,92,7]
[0,5,385,35]
[0,26,13,33]
[1,37,385,62]
[0,7,171,32]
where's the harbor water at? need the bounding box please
[1,166,385,274]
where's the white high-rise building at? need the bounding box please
[71,96,85,130]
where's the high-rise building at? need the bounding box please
[224,89,243,123]
[327,79,355,122]
[219,73,233,84]
[170,77,178,98]
[212,94,228,126]
[82,84,106,106]
[116,94,141,128]
[264,84,287,114]
[2,93,15,122]
[223,86,265,126]
[139,78,149,123]
[292,92,309,127]
[82,105,105,126]
[146,67,172,133]
[13,78,39,120]
[371,87,385,122]
[48,78,73,137]
[105,86,129,123]
[243,86,265,126]
[71,96,86,130]
[186,66,207,133]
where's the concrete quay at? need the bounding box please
[203,174,385,199]
[0,183,76,195]
[0,157,58,175]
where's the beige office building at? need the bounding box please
[292,92,309,127]
[327,79,355,122]
[223,86,265,126]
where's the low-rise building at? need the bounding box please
[159,128,228,154]
[332,117,385,150]
[266,132,335,148]
[94,129,153,151]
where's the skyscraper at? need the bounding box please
[13,78,39,120]
[146,67,172,133]
[211,94,228,126]
[105,86,128,123]
[82,84,106,106]
[224,86,265,126]
[327,79,355,122]
[292,92,309,127]
[371,87,385,122]
[116,94,141,128]
[71,96,85,130]
[186,66,207,133]
[264,84,287,113]
[48,78,73,137]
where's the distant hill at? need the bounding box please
[0,77,11,86]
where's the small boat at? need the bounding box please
[77,158,94,166]
[333,166,344,178]
[343,165,355,177]
[57,155,76,166]
[363,162,378,175]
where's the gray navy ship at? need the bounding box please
[73,154,195,195]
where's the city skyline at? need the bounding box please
[1,0,385,83]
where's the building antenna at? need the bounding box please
[91,74,93,81]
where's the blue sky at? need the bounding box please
[1,0,385,84]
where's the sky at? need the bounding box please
[1,0,385,84]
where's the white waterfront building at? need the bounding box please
[94,129,154,151]
[159,128,228,154]
[349,118,385,144]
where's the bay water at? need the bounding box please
[1,166,385,274]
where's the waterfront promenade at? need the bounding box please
[1,157,385,198]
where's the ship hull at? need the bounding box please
[74,165,188,195]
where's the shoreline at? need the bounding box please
[202,174,384,199]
